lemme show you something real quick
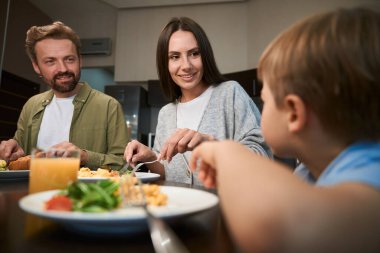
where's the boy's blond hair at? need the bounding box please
[25,21,81,63]
[258,7,380,144]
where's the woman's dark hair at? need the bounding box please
[156,17,226,102]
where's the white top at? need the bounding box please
[176,86,214,130]
[154,81,271,185]
[37,95,75,149]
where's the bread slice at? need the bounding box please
[9,156,31,170]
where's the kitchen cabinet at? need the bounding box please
[105,84,151,145]
[0,71,39,141]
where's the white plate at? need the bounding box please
[78,172,160,183]
[19,186,219,235]
[77,177,115,183]
[0,170,29,181]
[135,172,160,182]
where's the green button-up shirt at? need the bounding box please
[14,82,129,170]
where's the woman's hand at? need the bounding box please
[160,128,215,162]
[124,140,157,167]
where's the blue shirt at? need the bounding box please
[294,142,380,189]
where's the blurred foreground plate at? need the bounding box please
[19,186,219,235]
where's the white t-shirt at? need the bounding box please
[176,86,214,130]
[37,95,75,149]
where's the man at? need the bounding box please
[0,21,128,170]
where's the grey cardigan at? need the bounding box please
[153,80,272,185]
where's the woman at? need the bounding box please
[124,17,271,185]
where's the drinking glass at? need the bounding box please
[29,148,80,194]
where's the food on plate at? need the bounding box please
[45,195,73,211]
[44,177,167,212]
[78,167,120,178]
[0,159,7,171]
[46,180,121,212]
[9,156,31,170]
[120,175,167,206]
[141,184,167,206]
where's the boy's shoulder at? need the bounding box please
[299,142,380,189]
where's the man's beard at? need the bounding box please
[50,71,80,93]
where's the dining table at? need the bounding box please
[0,177,239,253]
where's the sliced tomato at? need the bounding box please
[45,195,73,211]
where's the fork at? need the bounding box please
[121,176,189,253]
[119,162,130,176]
[119,158,159,176]
[181,154,193,185]
[132,159,160,174]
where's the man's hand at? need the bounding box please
[0,139,25,163]
[51,141,88,165]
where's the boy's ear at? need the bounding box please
[283,94,307,133]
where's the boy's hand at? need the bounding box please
[190,142,218,188]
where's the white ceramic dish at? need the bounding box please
[78,172,160,183]
[19,186,219,235]
[135,172,160,182]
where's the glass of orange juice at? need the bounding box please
[29,148,80,194]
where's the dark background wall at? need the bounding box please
[0,0,52,141]
[1,0,52,86]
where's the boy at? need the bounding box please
[190,7,380,253]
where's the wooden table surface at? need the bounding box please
[0,178,239,253]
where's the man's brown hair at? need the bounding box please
[25,21,81,63]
